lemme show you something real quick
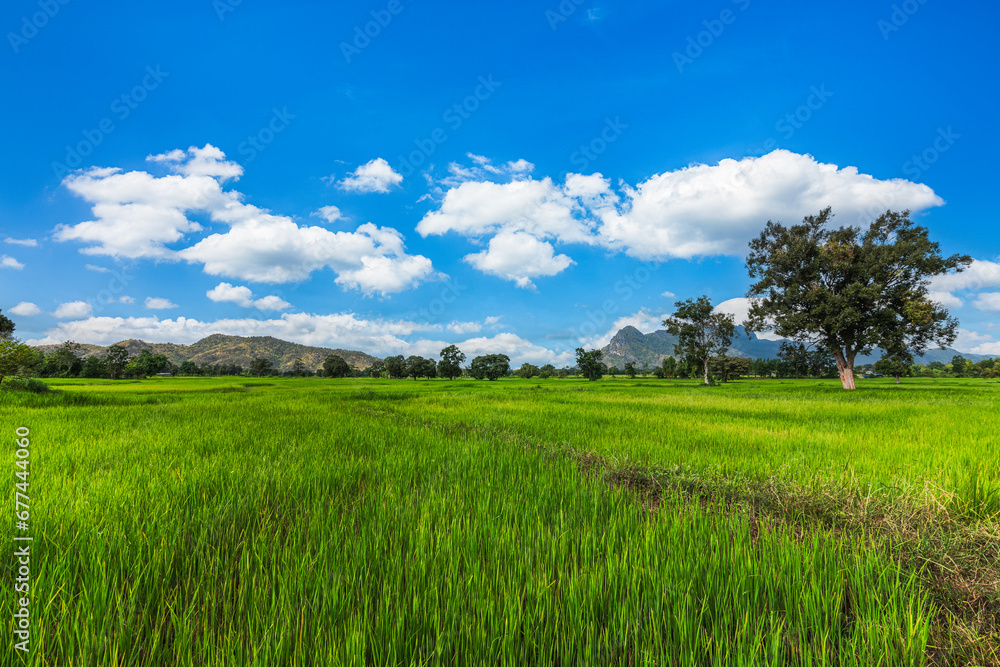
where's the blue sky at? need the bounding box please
[2,0,998,364]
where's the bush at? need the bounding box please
[1,377,51,393]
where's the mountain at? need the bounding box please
[33,334,378,372]
[600,326,994,368]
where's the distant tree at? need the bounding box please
[709,356,750,382]
[746,208,972,389]
[538,364,556,379]
[384,355,406,380]
[662,357,677,379]
[663,296,736,386]
[292,356,308,377]
[516,362,539,379]
[777,342,809,379]
[50,342,85,377]
[437,345,466,380]
[250,357,274,378]
[405,355,436,380]
[470,354,510,381]
[575,348,604,381]
[80,355,108,378]
[624,361,637,379]
[874,349,913,384]
[366,359,386,378]
[0,338,35,385]
[951,355,968,378]
[323,354,352,378]
[178,360,200,376]
[132,349,169,377]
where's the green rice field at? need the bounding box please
[3,377,999,665]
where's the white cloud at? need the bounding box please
[595,150,944,259]
[85,264,112,273]
[337,158,403,194]
[464,230,575,289]
[312,205,343,223]
[418,150,943,287]
[145,297,178,310]
[972,292,1000,312]
[2,255,24,269]
[661,291,675,298]
[952,329,1000,356]
[9,302,41,317]
[56,146,437,295]
[447,321,482,335]
[117,296,135,304]
[206,282,291,311]
[4,238,37,247]
[53,301,93,318]
[713,297,757,326]
[928,291,963,309]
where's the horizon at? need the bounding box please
[3,1,998,367]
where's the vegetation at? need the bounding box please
[437,344,465,380]
[575,348,604,381]
[3,376,998,665]
[470,354,511,380]
[746,208,972,390]
[663,296,737,386]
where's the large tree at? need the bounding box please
[437,344,465,380]
[663,296,736,386]
[383,355,405,380]
[323,354,352,378]
[0,310,15,340]
[575,348,604,381]
[470,354,510,381]
[745,208,971,390]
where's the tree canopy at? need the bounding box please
[438,345,465,380]
[746,208,971,389]
[575,348,604,381]
[323,354,352,378]
[470,354,510,381]
[663,296,736,386]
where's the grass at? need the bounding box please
[2,376,998,665]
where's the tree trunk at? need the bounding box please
[832,348,856,390]
[703,358,710,386]
[895,375,900,384]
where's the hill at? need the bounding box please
[600,326,994,368]
[33,334,378,372]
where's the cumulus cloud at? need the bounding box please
[973,292,1000,312]
[9,302,41,317]
[464,231,575,289]
[206,282,291,311]
[447,321,482,335]
[4,238,37,247]
[337,158,403,193]
[145,297,178,310]
[661,291,676,298]
[951,329,1000,356]
[312,205,344,223]
[418,150,944,287]
[928,260,1000,308]
[55,145,437,295]
[1,255,24,269]
[53,301,93,318]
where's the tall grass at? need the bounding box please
[3,376,996,664]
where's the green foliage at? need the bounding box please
[516,362,539,379]
[470,354,510,380]
[746,208,972,389]
[404,355,437,380]
[438,345,466,380]
[538,364,556,379]
[663,296,736,386]
[0,309,15,339]
[0,376,50,393]
[708,356,750,382]
[623,361,637,379]
[575,348,604,381]
[249,357,274,377]
[384,355,406,379]
[323,354,352,378]
[0,338,37,384]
